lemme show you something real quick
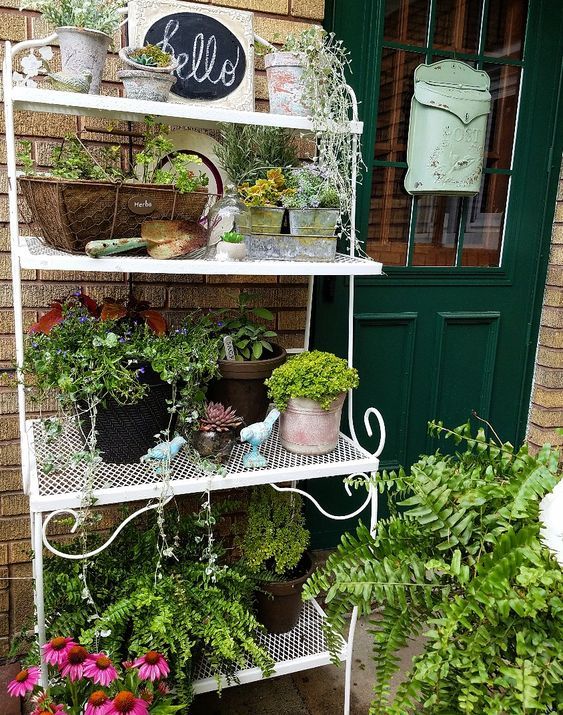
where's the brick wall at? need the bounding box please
[528,162,563,452]
[0,0,324,651]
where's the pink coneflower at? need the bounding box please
[85,690,111,715]
[133,651,170,681]
[7,665,40,697]
[60,644,89,681]
[84,653,118,686]
[107,691,149,715]
[42,637,76,667]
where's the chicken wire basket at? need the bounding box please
[19,175,216,254]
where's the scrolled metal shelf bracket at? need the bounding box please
[41,496,174,560]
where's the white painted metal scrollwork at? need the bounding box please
[41,496,173,560]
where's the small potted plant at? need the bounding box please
[207,292,286,428]
[118,44,178,102]
[191,401,243,463]
[22,0,125,94]
[238,168,293,234]
[239,486,313,633]
[265,350,359,455]
[23,291,221,463]
[283,165,341,236]
[215,230,247,261]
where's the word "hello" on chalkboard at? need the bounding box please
[145,11,247,101]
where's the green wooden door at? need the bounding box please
[308,0,563,546]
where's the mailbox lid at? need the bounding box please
[414,82,491,124]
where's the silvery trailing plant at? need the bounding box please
[280,28,366,253]
[21,0,126,36]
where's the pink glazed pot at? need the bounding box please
[264,51,309,116]
[279,393,346,455]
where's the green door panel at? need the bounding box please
[308,0,563,548]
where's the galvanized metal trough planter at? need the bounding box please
[244,233,337,262]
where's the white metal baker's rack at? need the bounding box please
[4,32,386,715]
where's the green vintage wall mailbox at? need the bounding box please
[404,60,491,196]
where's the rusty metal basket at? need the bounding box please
[19,175,214,254]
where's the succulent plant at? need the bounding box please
[199,402,243,432]
[130,44,173,68]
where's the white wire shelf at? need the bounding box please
[18,236,383,277]
[11,86,364,134]
[192,598,345,695]
[27,419,379,512]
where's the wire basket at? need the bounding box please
[19,175,214,254]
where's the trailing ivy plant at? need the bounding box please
[305,421,563,714]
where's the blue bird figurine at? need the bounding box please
[141,435,186,473]
[240,409,280,469]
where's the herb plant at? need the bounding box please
[282,165,340,209]
[305,421,563,714]
[210,292,278,361]
[266,350,359,410]
[239,486,310,578]
[238,168,294,207]
[22,0,125,35]
[216,123,299,185]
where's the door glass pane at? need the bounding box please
[412,196,461,266]
[368,166,411,265]
[384,0,429,45]
[461,173,509,266]
[433,0,481,54]
[485,64,521,169]
[375,49,422,162]
[485,0,527,59]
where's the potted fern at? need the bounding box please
[266,351,359,455]
[239,486,313,633]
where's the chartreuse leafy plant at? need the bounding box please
[238,486,310,578]
[305,420,563,714]
[266,350,359,411]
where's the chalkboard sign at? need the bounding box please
[145,13,247,101]
[127,0,254,111]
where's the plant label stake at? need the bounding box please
[223,336,236,361]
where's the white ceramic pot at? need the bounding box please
[264,51,308,116]
[279,393,346,455]
[215,240,247,261]
[118,69,175,102]
[56,26,111,94]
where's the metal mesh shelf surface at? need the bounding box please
[192,599,345,694]
[19,236,384,277]
[28,419,379,511]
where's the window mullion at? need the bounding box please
[406,196,418,266]
[455,199,469,267]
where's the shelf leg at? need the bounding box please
[32,512,47,687]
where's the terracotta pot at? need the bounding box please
[255,552,315,633]
[207,344,287,429]
[279,392,346,455]
[264,51,308,116]
[118,69,175,102]
[56,26,111,94]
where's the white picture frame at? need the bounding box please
[126,0,255,111]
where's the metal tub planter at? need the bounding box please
[245,233,337,261]
[288,208,340,237]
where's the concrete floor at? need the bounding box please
[191,616,424,715]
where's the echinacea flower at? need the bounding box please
[42,637,76,667]
[107,691,149,715]
[32,704,66,715]
[85,690,111,715]
[132,651,170,681]
[7,666,40,697]
[84,653,118,686]
[60,644,89,681]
